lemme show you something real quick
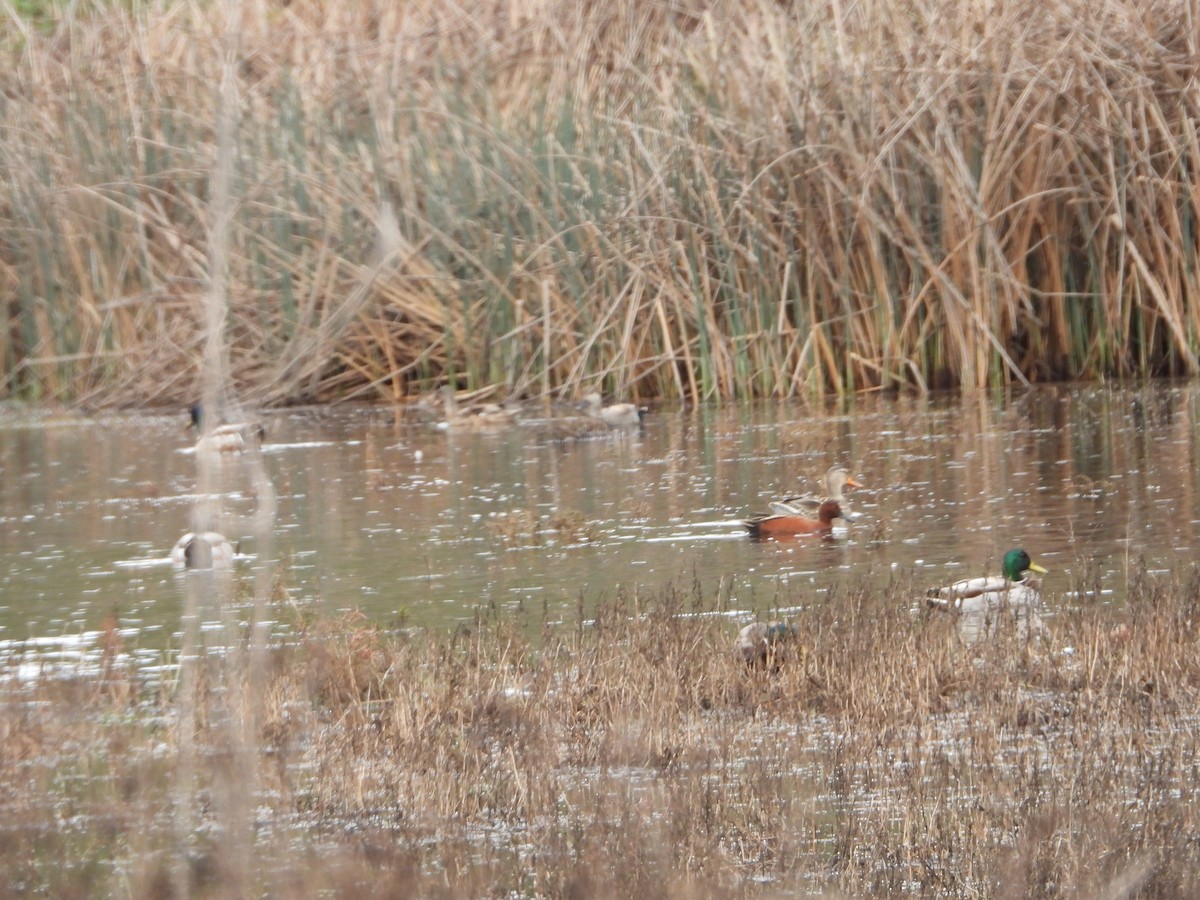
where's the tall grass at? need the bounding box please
[2,565,1199,895]
[1,0,1199,405]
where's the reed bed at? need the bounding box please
[1,564,1199,896]
[2,0,1200,405]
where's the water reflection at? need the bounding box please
[1,383,1198,657]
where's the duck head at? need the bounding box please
[816,499,844,522]
[1002,549,1047,582]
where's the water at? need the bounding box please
[0,382,1196,661]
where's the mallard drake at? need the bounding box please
[735,621,799,666]
[770,465,862,518]
[169,531,235,569]
[744,499,844,538]
[926,549,1048,614]
[439,387,518,429]
[582,392,646,428]
[189,405,265,454]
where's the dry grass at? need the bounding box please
[2,563,1199,896]
[2,0,1199,405]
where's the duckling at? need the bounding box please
[744,499,844,538]
[169,532,235,569]
[734,621,799,667]
[926,548,1048,614]
[582,392,646,428]
[189,404,265,454]
[770,465,863,519]
[439,387,518,430]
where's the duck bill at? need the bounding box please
[1028,562,1048,574]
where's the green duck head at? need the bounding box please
[1002,549,1047,582]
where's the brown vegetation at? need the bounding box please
[2,0,1200,405]
[2,565,1199,896]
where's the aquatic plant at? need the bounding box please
[2,0,1199,405]
[1,563,1199,895]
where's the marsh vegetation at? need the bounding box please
[2,0,1200,405]
[3,566,1198,897]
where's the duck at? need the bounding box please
[536,414,613,441]
[189,404,266,454]
[439,386,518,429]
[734,621,799,666]
[744,499,844,538]
[770,465,863,519]
[582,392,646,428]
[169,531,235,569]
[925,548,1048,614]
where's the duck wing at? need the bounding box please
[927,576,1041,612]
[929,574,1011,600]
[777,492,820,512]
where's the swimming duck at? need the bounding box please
[734,621,799,666]
[744,499,844,538]
[582,392,646,428]
[189,405,265,454]
[770,465,862,518]
[536,414,613,441]
[925,549,1048,614]
[169,532,235,569]
[439,387,518,429]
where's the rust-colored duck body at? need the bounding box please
[744,499,844,538]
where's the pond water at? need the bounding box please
[0,382,1197,664]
